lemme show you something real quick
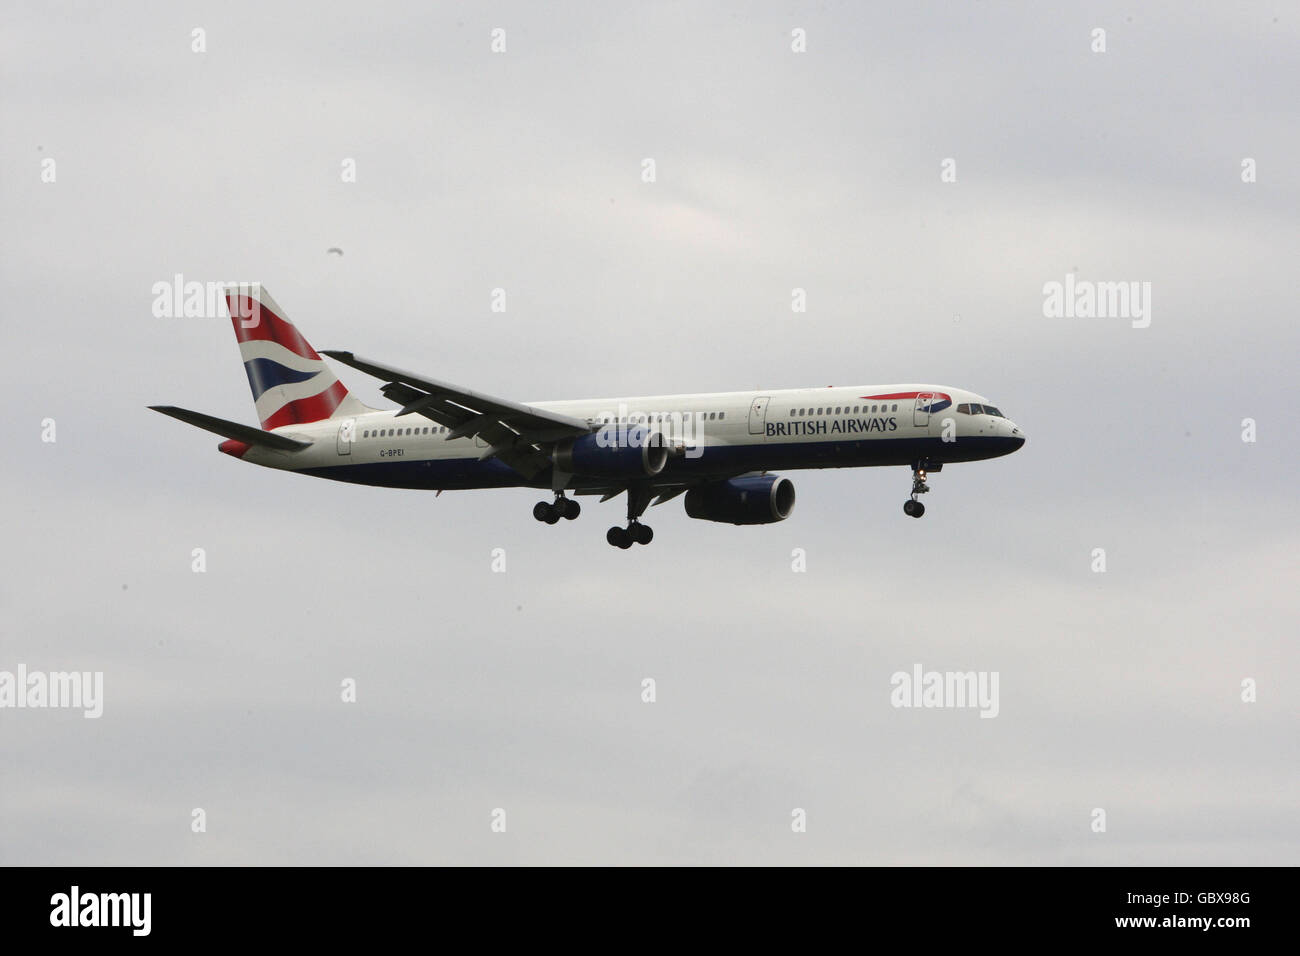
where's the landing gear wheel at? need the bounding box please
[561,498,581,520]
[533,501,554,522]
[607,526,632,548]
[904,462,932,518]
[631,523,653,545]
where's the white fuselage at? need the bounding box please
[232,383,1025,491]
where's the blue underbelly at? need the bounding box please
[296,435,1019,490]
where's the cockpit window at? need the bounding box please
[958,402,1008,417]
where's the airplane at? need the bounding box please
[151,287,1026,548]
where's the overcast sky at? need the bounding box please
[1,1,1296,865]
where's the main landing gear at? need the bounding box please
[607,486,654,548]
[606,523,653,549]
[903,463,930,518]
[533,494,580,524]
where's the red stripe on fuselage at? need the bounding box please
[227,294,321,360]
[861,391,951,401]
[260,378,347,429]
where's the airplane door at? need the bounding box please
[748,396,770,435]
[913,393,933,429]
[336,418,354,455]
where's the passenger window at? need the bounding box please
[718,412,724,420]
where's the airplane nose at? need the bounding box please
[1008,422,1026,449]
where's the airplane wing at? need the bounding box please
[576,471,759,505]
[321,351,592,478]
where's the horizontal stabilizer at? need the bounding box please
[148,405,311,451]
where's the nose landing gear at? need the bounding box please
[903,464,930,518]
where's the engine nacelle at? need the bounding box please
[555,424,668,478]
[684,475,796,525]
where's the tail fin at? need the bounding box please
[224,285,370,429]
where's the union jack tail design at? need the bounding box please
[225,286,369,429]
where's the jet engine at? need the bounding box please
[555,424,668,478]
[684,475,796,525]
